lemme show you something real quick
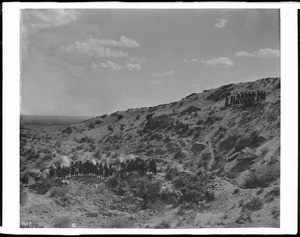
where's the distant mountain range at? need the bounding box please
[20,115,93,126]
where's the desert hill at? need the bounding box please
[20,77,280,228]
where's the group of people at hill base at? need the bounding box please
[21,157,157,186]
[225,90,267,106]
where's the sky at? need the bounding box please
[21,9,280,116]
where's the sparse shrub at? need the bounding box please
[135,115,140,120]
[147,199,165,214]
[106,175,119,189]
[87,123,95,130]
[52,216,72,228]
[242,163,280,188]
[31,178,53,194]
[256,188,264,195]
[49,186,71,198]
[130,177,162,201]
[94,120,102,125]
[165,166,180,181]
[61,126,72,134]
[108,125,114,132]
[107,216,134,228]
[116,114,124,121]
[271,206,280,218]
[173,174,189,189]
[205,86,232,102]
[74,186,86,196]
[180,106,201,116]
[85,188,96,196]
[206,115,222,125]
[76,144,85,150]
[120,124,125,131]
[20,189,28,206]
[163,136,172,143]
[204,190,215,202]
[94,184,106,194]
[145,113,154,120]
[233,188,240,194]
[181,189,202,203]
[159,188,178,205]
[219,135,239,152]
[148,106,158,113]
[226,170,239,179]
[77,136,93,143]
[245,197,263,211]
[264,187,280,202]
[196,119,205,126]
[154,219,171,228]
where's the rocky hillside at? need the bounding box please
[20,77,280,228]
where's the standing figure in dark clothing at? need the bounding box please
[241,92,245,104]
[21,173,29,186]
[236,93,240,104]
[103,164,109,177]
[150,158,157,174]
[263,91,266,101]
[71,162,75,176]
[225,97,229,106]
[49,167,55,179]
[256,91,261,102]
[79,161,82,175]
[56,165,62,179]
[232,96,236,105]
[99,162,103,176]
[251,91,255,102]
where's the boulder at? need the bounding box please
[191,142,206,153]
[237,147,258,162]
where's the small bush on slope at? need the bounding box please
[20,189,28,206]
[165,166,180,181]
[49,186,71,198]
[242,163,280,188]
[52,216,72,228]
[106,216,134,228]
[31,178,53,195]
[245,197,264,211]
[147,199,165,214]
[154,219,171,228]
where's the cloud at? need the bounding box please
[22,9,80,31]
[59,35,141,58]
[22,9,81,55]
[201,57,234,67]
[129,57,146,64]
[81,35,140,48]
[126,63,141,71]
[117,35,140,48]
[235,48,280,59]
[190,58,200,63]
[149,70,174,84]
[150,70,174,77]
[91,61,141,71]
[60,43,129,58]
[184,58,201,63]
[215,18,228,28]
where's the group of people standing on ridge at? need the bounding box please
[21,157,158,186]
[225,90,267,106]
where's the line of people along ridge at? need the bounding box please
[225,90,266,106]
